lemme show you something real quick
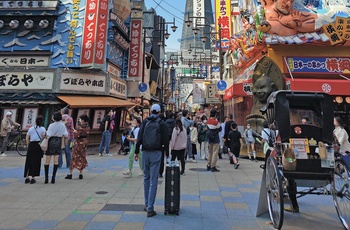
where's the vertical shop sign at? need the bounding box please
[193,0,205,27]
[65,0,82,66]
[322,22,343,45]
[215,0,232,50]
[335,17,350,41]
[81,0,99,66]
[94,0,108,65]
[127,19,143,79]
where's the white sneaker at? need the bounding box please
[139,171,144,176]
[98,153,102,156]
[1,153,7,157]
[123,170,131,176]
[188,159,197,163]
[106,153,113,157]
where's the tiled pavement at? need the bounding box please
[0,145,345,230]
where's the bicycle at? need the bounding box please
[0,128,27,156]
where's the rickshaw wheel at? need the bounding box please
[332,159,350,230]
[266,156,284,230]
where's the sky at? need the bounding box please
[144,0,215,52]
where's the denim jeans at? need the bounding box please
[142,150,162,212]
[59,139,72,168]
[99,131,111,154]
[185,136,192,159]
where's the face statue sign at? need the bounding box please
[252,76,275,105]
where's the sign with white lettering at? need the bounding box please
[0,56,49,67]
[127,19,143,79]
[60,72,105,92]
[110,77,126,99]
[0,71,53,89]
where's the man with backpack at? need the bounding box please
[206,109,222,172]
[98,109,113,157]
[134,104,169,218]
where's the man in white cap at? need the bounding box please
[1,111,20,156]
[134,104,169,217]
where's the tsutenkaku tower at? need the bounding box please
[180,0,215,51]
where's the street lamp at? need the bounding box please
[140,17,177,116]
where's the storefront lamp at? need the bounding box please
[9,20,19,29]
[24,20,34,29]
[336,96,343,104]
[346,97,350,104]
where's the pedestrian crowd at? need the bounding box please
[2,105,350,218]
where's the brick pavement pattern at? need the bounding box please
[0,145,344,229]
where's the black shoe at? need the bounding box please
[234,163,240,169]
[180,172,185,176]
[144,206,147,212]
[260,164,266,169]
[206,165,211,171]
[51,177,55,184]
[65,174,72,179]
[211,167,220,172]
[219,154,223,159]
[25,178,30,184]
[30,178,36,184]
[45,177,48,184]
[147,210,157,217]
[79,174,83,179]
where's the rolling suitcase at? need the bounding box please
[164,161,180,215]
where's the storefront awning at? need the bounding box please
[224,78,253,100]
[286,78,350,96]
[57,95,135,108]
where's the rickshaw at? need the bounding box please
[259,91,350,229]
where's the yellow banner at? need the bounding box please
[215,0,232,41]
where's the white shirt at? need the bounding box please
[47,121,68,138]
[27,126,46,142]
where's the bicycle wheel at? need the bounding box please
[332,159,350,230]
[16,138,27,156]
[266,156,284,230]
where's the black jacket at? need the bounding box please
[135,114,169,153]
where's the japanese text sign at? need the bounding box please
[127,19,143,79]
[0,71,53,89]
[60,72,105,92]
[215,0,231,49]
[285,57,350,74]
[81,0,99,66]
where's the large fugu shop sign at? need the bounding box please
[285,57,350,74]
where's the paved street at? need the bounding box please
[0,144,345,230]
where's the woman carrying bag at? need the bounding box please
[170,118,187,175]
[24,116,46,184]
[44,112,68,184]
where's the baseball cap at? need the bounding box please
[151,104,161,112]
[6,111,12,116]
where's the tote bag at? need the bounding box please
[40,137,49,152]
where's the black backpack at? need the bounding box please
[142,117,162,150]
[99,115,107,131]
[263,129,275,147]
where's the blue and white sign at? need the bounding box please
[217,80,227,90]
[138,82,148,92]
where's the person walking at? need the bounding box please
[244,123,259,162]
[59,108,75,169]
[180,110,196,163]
[123,118,143,177]
[170,118,187,175]
[65,114,90,180]
[228,122,243,169]
[161,111,175,177]
[223,114,234,158]
[1,111,20,156]
[24,115,46,184]
[334,116,350,153]
[189,122,198,160]
[44,112,68,184]
[134,104,169,217]
[98,109,113,156]
[198,115,209,160]
[206,110,222,172]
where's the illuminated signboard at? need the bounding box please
[0,0,58,10]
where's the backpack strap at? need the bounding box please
[263,129,270,138]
